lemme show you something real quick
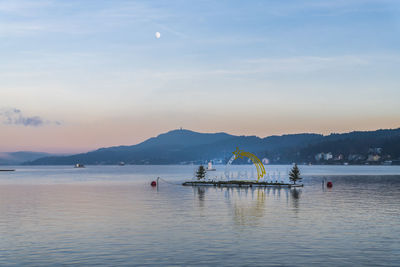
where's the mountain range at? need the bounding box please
[0,151,52,165]
[16,127,400,165]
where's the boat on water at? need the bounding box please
[119,162,125,166]
[206,162,216,171]
[74,163,85,168]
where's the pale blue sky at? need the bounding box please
[0,0,399,152]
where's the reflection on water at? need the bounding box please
[232,188,266,226]
[194,187,206,207]
[0,166,399,266]
[192,187,303,226]
[290,188,301,211]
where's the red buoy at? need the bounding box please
[327,181,333,188]
[151,181,157,186]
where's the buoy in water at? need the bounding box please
[151,181,157,187]
[327,181,333,188]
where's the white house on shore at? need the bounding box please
[315,152,333,161]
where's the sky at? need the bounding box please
[0,0,399,153]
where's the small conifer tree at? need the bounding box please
[196,165,206,180]
[289,163,302,184]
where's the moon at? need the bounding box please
[155,32,161,39]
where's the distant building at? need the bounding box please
[315,153,324,161]
[324,152,333,160]
[367,155,381,162]
[334,154,344,161]
[315,152,333,161]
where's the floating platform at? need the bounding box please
[182,180,303,188]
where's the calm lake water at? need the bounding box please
[0,165,399,266]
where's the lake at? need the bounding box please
[0,165,399,266]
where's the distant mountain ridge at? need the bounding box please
[0,151,52,165]
[23,127,400,165]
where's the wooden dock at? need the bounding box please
[182,180,303,188]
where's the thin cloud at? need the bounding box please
[0,108,61,127]
[0,0,52,15]
[134,55,373,80]
[0,0,174,36]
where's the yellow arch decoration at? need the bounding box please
[232,147,266,182]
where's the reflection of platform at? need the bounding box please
[183,180,303,188]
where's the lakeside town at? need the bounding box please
[311,147,398,165]
[189,147,400,166]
